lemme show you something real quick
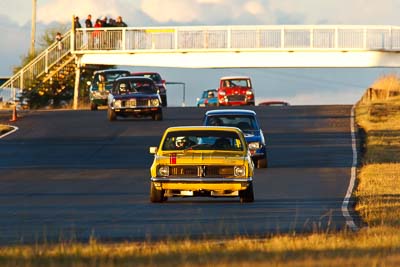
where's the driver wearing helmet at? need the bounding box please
[175,136,188,149]
[119,83,127,94]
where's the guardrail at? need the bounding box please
[0,31,72,101]
[74,25,400,52]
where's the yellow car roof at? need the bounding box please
[165,126,242,133]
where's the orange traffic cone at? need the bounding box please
[9,105,17,122]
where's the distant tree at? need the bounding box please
[13,52,36,74]
[14,23,70,74]
[37,23,69,49]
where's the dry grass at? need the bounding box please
[355,83,400,228]
[1,228,400,267]
[356,164,400,226]
[359,73,400,103]
[356,98,400,132]
[356,98,400,164]
[0,124,12,135]
[371,73,400,92]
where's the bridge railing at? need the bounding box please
[0,31,72,100]
[74,25,400,52]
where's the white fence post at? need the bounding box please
[227,27,231,49]
[335,27,338,49]
[174,27,178,49]
[122,28,126,50]
[310,27,314,48]
[363,27,367,49]
[19,70,23,89]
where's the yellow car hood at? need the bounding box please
[156,151,247,165]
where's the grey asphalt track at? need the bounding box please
[0,106,360,245]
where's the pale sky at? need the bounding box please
[1,0,399,105]
[2,0,400,26]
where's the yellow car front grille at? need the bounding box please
[168,165,235,178]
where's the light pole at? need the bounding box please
[30,0,36,57]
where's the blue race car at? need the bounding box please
[203,109,267,168]
[196,89,218,107]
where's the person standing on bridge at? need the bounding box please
[55,32,63,50]
[93,19,102,49]
[85,14,93,48]
[74,16,82,29]
[85,14,92,28]
[55,32,63,58]
[115,16,127,27]
[114,16,127,49]
[100,16,108,27]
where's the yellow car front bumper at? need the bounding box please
[151,177,252,191]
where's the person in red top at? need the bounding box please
[92,19,102,49]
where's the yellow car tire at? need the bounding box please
[239,182,254,203]
[150,182,165,203]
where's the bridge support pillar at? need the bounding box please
[73,65,80,110]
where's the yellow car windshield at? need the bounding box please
[162,130,243,151]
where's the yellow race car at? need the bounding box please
[149,126,254,203]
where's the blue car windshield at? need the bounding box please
[205,115,258,131]
[202,90,217,98]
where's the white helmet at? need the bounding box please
[175,136,187,148]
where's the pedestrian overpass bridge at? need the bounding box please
[2,24,400,108]
[75,25,400,68]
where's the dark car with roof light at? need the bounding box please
[107,76,163,121]
[131,72,167,107]
[88,69,130,110]
[203,109,267,168]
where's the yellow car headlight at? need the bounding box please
[248,142,260,150]
[114,99,122,108]
[151,98,160,106]
[234,166,245,177]
[158,166,169,176]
